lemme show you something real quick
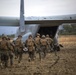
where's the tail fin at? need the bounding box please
[19,0,25,32]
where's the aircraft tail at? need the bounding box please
[19,0,25,32]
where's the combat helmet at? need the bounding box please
[36,33,40,36]
[29,34,32,38]
[46,34,49,37]
[42,35,45,38]
[2,36,7,39]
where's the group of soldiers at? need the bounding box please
[25,33,53,61]
[0,33,59,68]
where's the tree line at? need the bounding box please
[59,24,76,35]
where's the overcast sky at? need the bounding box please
[0,0,76,35]
[0,0,76,17]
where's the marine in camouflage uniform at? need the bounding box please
[46,34,53,52]
[14,35,24,63]
[7,37,14,66]
[0,36,9,68]
[34,33,41,53]
[39,35,48,60]
[25,35,35,62]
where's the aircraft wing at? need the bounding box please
[25,20,76,27]
[0,17,19,26]
[0,14,76,26]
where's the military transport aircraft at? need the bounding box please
[0,0,76,43]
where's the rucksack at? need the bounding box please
[0,40,8,50]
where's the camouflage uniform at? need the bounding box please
[7,38,14,66]
[14,35,24,63]
[0,36,9,68]
[46,34,53,52]
[39,35,48,60]
[26,35,35,61]
[34,33,41,53]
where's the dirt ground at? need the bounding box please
[0,35,76,75]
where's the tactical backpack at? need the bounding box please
[26,39,34,46]
[40,39,47,46]
[0,41,8,50]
